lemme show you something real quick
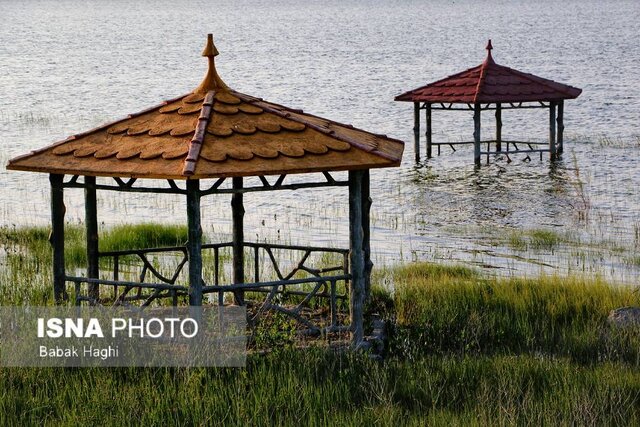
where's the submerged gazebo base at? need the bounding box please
[411,100,565,165]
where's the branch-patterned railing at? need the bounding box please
[66,242,350,333]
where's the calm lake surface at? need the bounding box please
[1,0,639,283]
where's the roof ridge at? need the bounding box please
[231,91,403,162]
[473,61,490,104]
[182,91,215,176]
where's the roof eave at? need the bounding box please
[6,158,401,180]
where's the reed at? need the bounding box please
[1,231,640,425]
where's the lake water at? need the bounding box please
[1,0,639,283]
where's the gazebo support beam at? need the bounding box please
[50,174,67,303]
[549,102,557,160]
[349,170,366,347]
[85,176,99,302]
[232,177,245,305]
[557,100,564,155]
[186,179,202,306]
[413,102,420,162]
[361,170,372,299]
[495,103,502,152]
[426,103,432,158]
[473,103,481,166]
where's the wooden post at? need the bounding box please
[426,103,432,158]
[495,103,502,152]
[85,176,99,302]
[413,102,421,162]
[349,170,365,347]
[50,174,67,303]
[232,177,245,305]
[473,103,481,166]
[361,170,372,300]
[186,179,202,306]
[549,102,557,160]
[557,100,564,155]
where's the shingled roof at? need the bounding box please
[8,35,403,179]
[395,40,582,104]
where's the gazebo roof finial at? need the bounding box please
[202,33,219,57]
[194,34,228,93]
[485,39,494,63]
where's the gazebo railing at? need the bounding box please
[67,242,351,333]
[428,139,551,156]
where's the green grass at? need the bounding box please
[0,223,188,269]
[99,223,189,252]
[1,352,639,425]
[2,227,640,425]
[0,223,188,304]
[507,228,570,251]
[0,224,86,268]
[390,263,640,364]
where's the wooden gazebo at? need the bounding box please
[7,35,404,346]
[396,40,581,165]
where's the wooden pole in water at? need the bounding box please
[495,103,502,152]
[50,174,67,303]
[232,177,245,305]
[186,179,202,306]
[557,100,564,155]
[549,102,557,160]
[85,176,99,302]
[361,170,372,300]
[473,103,481,166]
[426,103,432,158]
[349,170,365,347]
[413,102,420,162]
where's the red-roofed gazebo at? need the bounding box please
[396,40,582,165]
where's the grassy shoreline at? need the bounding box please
[1,225,640,425]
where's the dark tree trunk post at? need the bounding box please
[413,102,421,162]
[495,103,502,152]
[473,103,482,166]
[426,103,432,158]
[232,177,245,305]
[349,170,366,347]
[50,174,67,303]
[557,100,564,155]
[186,179,203,306]
[549,102,557,161]
[85,176,99,302]
[361,170,372,300]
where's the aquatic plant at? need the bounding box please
[2,233,640,424]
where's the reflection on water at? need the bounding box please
[0,0,639,284]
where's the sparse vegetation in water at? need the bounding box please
[625,255,640,267]
[506,228,572,251]
[567,151,591,222]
